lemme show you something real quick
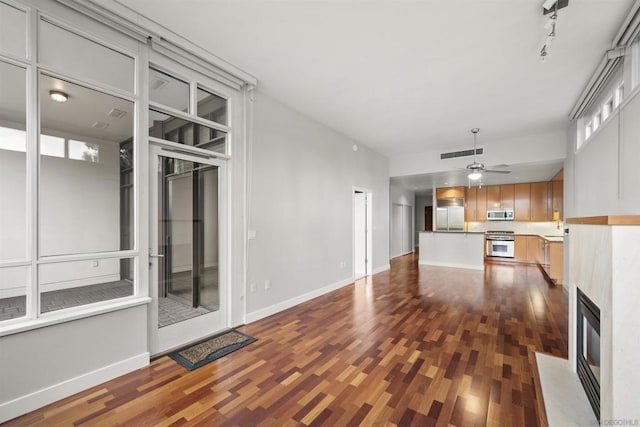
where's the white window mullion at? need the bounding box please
[27,8,39,320]
[136,45,149,299]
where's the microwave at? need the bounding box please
[487,209,514,221]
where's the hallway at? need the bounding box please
[7,254,568,426]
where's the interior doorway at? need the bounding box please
[425,206,433,231]
[353,188,373,280]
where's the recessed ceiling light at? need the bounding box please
[49,90,68,103]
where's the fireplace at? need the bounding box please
[577,288,600,422]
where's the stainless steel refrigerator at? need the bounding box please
[436,198,465,231]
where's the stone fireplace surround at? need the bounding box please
[567,219,640,422]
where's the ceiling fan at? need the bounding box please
[465,128,511,180]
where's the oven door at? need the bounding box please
[487,239,515,258]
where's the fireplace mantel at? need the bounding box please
[566,215,640,225]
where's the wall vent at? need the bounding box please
[440,147,483,160]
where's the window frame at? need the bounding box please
[0,5,148,335]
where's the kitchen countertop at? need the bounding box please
[421,231,564,241]
[421,231,485,234]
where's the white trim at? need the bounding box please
[0,297,151,337]
[149,101,230,133]
[372,264,391,275]
[56,0,257,86]
[0,352,149,424]
[418,260,485,271]
[245,277,353,324]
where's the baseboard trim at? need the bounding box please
[372,264,390,275]
[418,260,484,271]
[40,274,122,293]
[0,352,150,424]
[245,277,353,324]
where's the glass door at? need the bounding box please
[149,144,227,355]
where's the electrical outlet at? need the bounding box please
[265,279,271,290]
[250,283,256,293]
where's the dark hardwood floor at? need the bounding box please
[5,254,568,426]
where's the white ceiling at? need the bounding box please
[392,159,565,197]
[113,0,632,192]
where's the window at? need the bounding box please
[602,98,613,121]
[0,61,27,263]
[149,67,189,112]
[0,266,29,321]
[68,140,99,162]
[38,19,135,92]
[0,2,27,59]
[38,257,134,314]
[40,134,65,158]
[197,87,227,125]
[614,83,624,108]
[39,74,134,257]
[592,112,601,131]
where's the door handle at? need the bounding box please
[149,253,165,258]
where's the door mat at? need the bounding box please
[169,330,257,371]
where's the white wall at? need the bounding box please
[39,138,120,256]
[389,130,567,178]
[0,305,149,422]
[414,194,432,242]
[0,150,27,261]
[245,91,389,320]
[0,137,121,296]
[390,185,414,257]
[565,88,640,218]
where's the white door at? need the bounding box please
[354,192,366,279]
[392,203,403,257]
[149,144,227,355]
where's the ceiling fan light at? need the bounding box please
[468,172,482,180]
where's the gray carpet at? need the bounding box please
[0,280,133,321]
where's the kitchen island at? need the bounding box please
[419,231,485,270]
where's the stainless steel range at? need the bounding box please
[485,230,515,258]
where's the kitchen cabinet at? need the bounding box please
[531,182,551,221]
[552,180,563,221]
[547,242,563,284]
[436,187,465,200]
[500,184,514,210]
[476,186,487,220]
[514,183,531,221]
[486,185,501,210]
[514,235,537,263]
[533,236,563,284]
[514,236,528,261]
[465,187,477,222]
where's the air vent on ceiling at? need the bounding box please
[92,121,110,129]
[150,76,168,91]
[440,147,483,160]
[108,108,127,119]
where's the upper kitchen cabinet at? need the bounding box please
[551,169,564,221]
[465,187,477,222]
[500,184,514,209]
[476,186,487,220]
[464,186,487,221]
[531,182,552,221]
[514,183,531,221]
[486,185,501,209]
[436,187,465,199]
